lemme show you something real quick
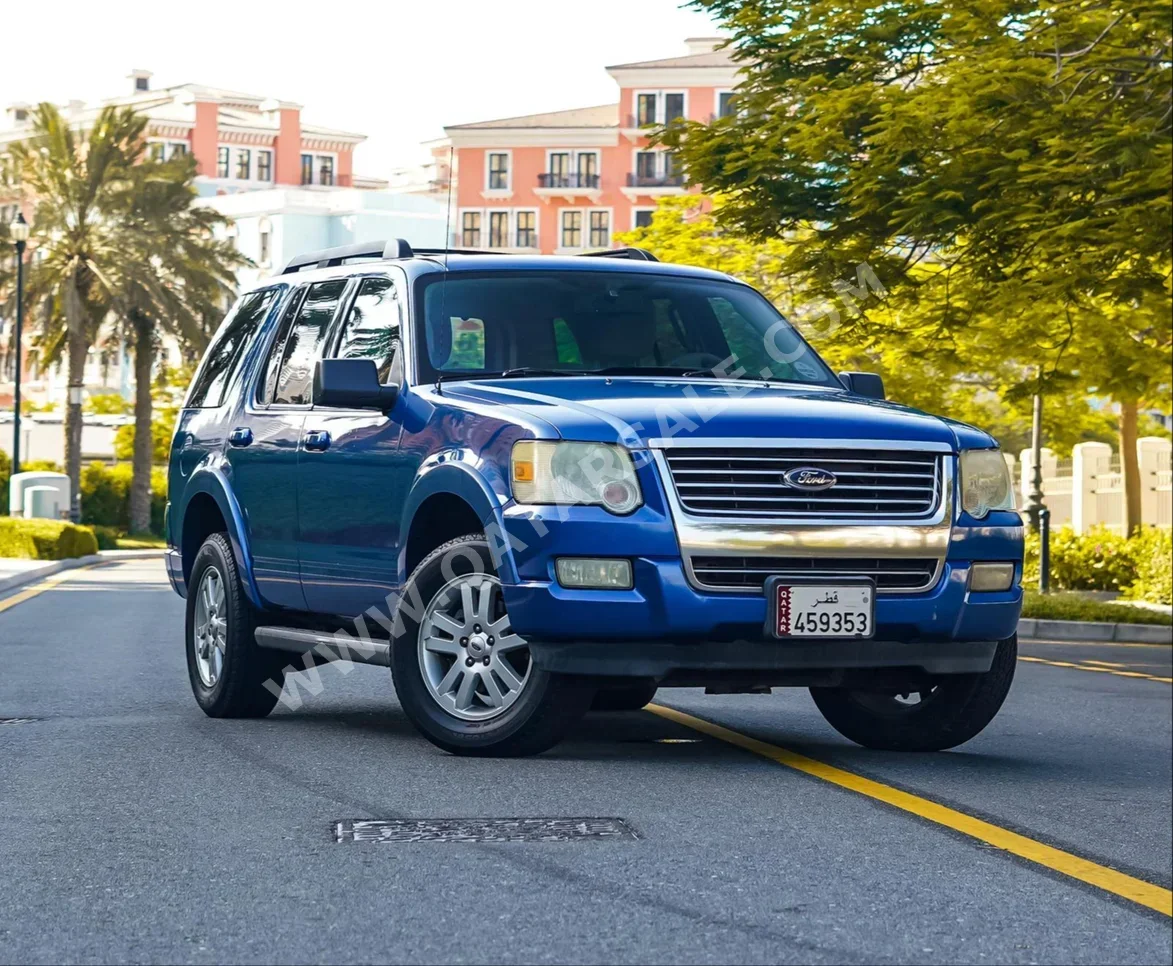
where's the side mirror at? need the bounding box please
[313,359,399,412]
[839,371,885,401]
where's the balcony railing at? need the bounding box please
[537,173,600,190]
[626,172,685,188]
[624,114,686,129]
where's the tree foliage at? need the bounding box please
[660,0,1172,527]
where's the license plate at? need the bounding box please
[767,579,874,639]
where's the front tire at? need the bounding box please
[391,534,595,756]
[810,635,1017,751]
[186,533,286,718]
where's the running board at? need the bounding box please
[254,626,391,667]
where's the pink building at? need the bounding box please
[437,38,738,254]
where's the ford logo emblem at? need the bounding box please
[782,467,838,491]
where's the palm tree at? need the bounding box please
[106,156,245,533]
[9,104,146,518]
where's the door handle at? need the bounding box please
[304,430,331,452]
[228,427,253,447]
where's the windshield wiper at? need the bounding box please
[494,367,590,379]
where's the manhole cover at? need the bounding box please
[0,717,39,725]
[335,818,639,844]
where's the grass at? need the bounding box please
[1022,590,1172,627]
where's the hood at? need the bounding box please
[443,377,977,450]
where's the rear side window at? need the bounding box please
[263,279,347,405]
[333,277,401,384]
[185,289,279,408]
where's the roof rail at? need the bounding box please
[412,247,497,258]
[281,239,414,275]
[579,247,659,262]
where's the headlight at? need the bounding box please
[959,449,1015,519]
[511,440,643,514]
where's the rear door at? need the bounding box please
[297,273,408,616]
[227,277,348,610]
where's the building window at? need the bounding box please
[318,155,334,186]
[301,154,313,185]
[169,141,188,158]
[461,211,482,247]
[634,209,654,230]
[148,142,166,161]
[516,211,536,248]
[489,211,509,248]
[217,146,230,179]
[256,150,272,181]
[718,91,737,118]
[589,211,610,248]
[258,217,272,266]
[577,152,598,185]
[636,93,657,126]
[635,151,657,181]
[664,92,685,124]
[235,148,251,181]
[488,153,509,191]
[560,210,582,249]
[548,152,570,186]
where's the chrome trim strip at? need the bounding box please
[648,437,955,453]
[653,448,955,596]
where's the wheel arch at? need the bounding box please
[178,467,264,609]
[399,459,517,585]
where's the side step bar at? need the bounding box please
[254,626,391,668]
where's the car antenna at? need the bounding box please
[435,144,455,396]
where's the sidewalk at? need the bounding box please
[0,549,165,595]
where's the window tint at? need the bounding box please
[333,277,401,383]
[268,280,347,405]
[186,289,279,408]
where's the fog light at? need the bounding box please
[556,558,633,590]
[970,562,1016,593]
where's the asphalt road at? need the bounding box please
[1,558,1170,965]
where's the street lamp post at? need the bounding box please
[9,211,30,476]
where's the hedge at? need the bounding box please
[1025,525,1173,605]
[79,462,167,536]
[0,517,99,560]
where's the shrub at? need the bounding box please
[0,449,9,517]
[78,462,167,535]
[1024,525,1138,592]
[90,525,122,551]
[1120,527,1173,606]
[0,517,98,560]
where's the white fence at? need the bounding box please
[1010,437,1173,533]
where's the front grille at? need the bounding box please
[690,556,940,593]
[663,448,941,518]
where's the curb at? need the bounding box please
[1018,617,1173,645]
[0,549,165,596]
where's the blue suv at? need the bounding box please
[167,239,1023,756]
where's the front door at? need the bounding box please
[228,278,348,610]
[298,274,408,617]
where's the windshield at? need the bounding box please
[414,270,837,386]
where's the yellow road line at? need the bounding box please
[1024,639,1171,649]
[647,703,1173,918]
[0,566,93,615]
[1018,655,1172,684]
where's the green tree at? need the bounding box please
[6,104,145,518]
[661,0,1172,530]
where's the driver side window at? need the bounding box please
[333,277,401,384]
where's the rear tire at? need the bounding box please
[391,534,595,757]
[591,682,658,712]
[810,635,1017,751]
[186,533,287,718]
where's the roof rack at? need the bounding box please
[281,239,414,275]
[579,247,659,262]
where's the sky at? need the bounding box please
[1,0,722,177]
